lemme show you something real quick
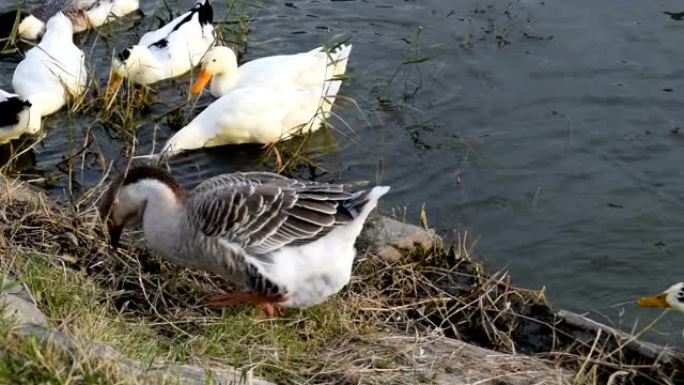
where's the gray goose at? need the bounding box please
[99,165,390,316]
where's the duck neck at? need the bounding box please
[210,65,239,96]
[162,121,210,156]
[136,180,187,262]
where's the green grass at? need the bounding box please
[1,174,678,385]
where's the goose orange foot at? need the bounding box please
[207,292,289,317]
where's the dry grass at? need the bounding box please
[0,174,681,385]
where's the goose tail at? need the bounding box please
[343,185,390,220]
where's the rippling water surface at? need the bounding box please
[2,0,684,346]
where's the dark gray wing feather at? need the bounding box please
[188,172,356,255]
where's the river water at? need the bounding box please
[1,0,683,346]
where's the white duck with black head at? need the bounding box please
[0,89,32,144]
[637,282,684,313]
[11,12,87,137]
[99,165,390,316]
[106,0,214,96]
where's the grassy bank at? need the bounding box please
[0,175,681,384]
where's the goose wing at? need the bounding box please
[187,172,354,255]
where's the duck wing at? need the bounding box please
[139,0,212,48]
[187,172,356,255]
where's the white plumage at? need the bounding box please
[107,0,214,91]
[191,44,352,97]
[257,185,390,307]
[11,12,87,137]
[161,44,352,156]
[0,89,32,144]
[69,0,140,31]
[161,83,341,156]
[99,166,390,314]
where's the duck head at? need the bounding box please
[637,282,684,313]
[191,46,238,94]
[106,45,154,97]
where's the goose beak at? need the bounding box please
[106,219,123,250]
[637,292,670,308]
[191,69,212,94]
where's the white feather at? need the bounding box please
[0,90,31,144]
[256,186,390,307]
[200,44,352,97]
[162,85,339,156]
[11,12,86,137]
[111,2,214,85]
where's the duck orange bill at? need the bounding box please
[106,73,123,98]
[636,293,670,308]
[191,70,212,94]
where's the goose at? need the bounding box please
[98,165,390,316]
[0,90,32,144]
[160,83,341,156]
[106,0,214,96]
[191,44,352,98]
[11,12,87,136]
[637,282,684,312]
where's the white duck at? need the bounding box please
[637,282,684,312]
[0,10,45,41]
[99,165,390,316]
[0,0,139,41]
[191,44,352,97]
[106,0,214,94]
[161,82,342,156]
[0,90,32,144]
[66,0,140,32]
[11,12,87,135]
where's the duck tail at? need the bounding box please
[329,44,352,79]
[319,44,352,114]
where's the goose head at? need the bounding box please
[99,165,186,248]
[637,282,684,313]
[191,46,238,94]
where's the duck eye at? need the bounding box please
[212,59,216,62]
